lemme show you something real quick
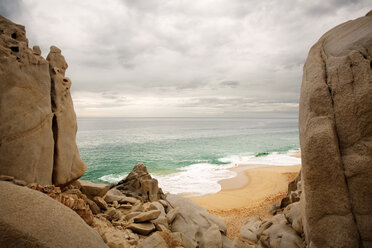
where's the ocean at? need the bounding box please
[77,117,300,197]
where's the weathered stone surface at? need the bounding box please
[167,194,228,248]
[138,232,168,248]
[0,15,54,185]
[232,237,253,248]
[29,184,94,225]
[104,188,127,203]
[299,11,372,247]
[133,210,161,223]
[240,216,262,243]
[259,223,304,248]
[105,208,122,221]
[166,207,179,224]
[59,192,94,225]
[127,223,156,235]
[200,224,222,248]
[115,164,165,202]
[87,198,101,214]
[32,45,41,55]
[170,232,195,248]
[47,47,86,186]
[93,217,132,248]
[0,181,107,248]
[94,196,108,210]
[79,180,110,198]
[283,202,303,234]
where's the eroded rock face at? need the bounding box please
[166,194,229,248]
[47,46,87,186]
[0,15,54,185]
[299,12,372,248]
[0,15,86,186]
[115,164,165,202]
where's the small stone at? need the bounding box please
[138,232,168,248]
[79,180,110,199]
[127,223,155,235]
[93,196,108,210]
[133,210,161,223]
[118,196,139,205]
[112,200,119,208]
[104,188,127,203]
[106,208,122,221]
[118,203,132,209]
[86,198,101,214]
[151,216,169,230]
[130,202,144,213]
[125,212,142,221]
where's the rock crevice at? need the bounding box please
[0,15,86,186]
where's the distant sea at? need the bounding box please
[77,117,300,197]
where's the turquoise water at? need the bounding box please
[77,117,300,196]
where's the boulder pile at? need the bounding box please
[0,164,244,248]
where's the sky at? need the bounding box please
[1,0,371,117]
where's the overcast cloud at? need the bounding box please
[1,0,371,117]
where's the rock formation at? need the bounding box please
[0,15,54,185]
[115,164,165,202]
[0,181,107,248]
[47,46,87,186]
[0,15,86,186]
[299,11,372,248]
[237,11,372,248]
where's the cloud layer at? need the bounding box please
[1,0,371,117]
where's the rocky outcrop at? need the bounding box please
[47,47,86,186]
[0,15,86,186]
[115,164,165,202]
[166,194,230,248]
[299,11,372,248]
[0,15,54,185]
[0,181,107,248]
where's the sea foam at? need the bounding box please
[99,150,301,197]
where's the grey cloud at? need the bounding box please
[3,0,371,117]
[0,0,22,19]
[220,81,240,88]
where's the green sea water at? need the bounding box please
[77,117,300,196]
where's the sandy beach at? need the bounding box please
[190,152,301,239]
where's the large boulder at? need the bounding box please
[0,181,107,248]
[0,15,54,185]
[299,11,372,248]
[0,15,86,186]
[166,194,229,248]
[46,46,87,186]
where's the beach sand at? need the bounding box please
[189,152,301,239]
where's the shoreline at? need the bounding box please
[189,151,301,238]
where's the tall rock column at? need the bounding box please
[299,11,372,248]
[0,16,54,185]
[47,46,87,186]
